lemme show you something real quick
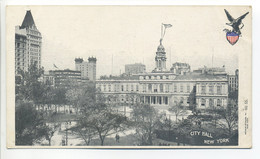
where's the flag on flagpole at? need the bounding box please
[53,64,58,69]
[163,24,172,28]
[161,23,172,39]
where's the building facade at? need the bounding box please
[170,62,191,75]
[228,69,239,92]
[75,57,97,81]
[96,41,229,110]
[15,10,42,74]
[49,69,81,87]
[125,63,146,75]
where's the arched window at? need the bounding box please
[187,84,190,93]
[209,99,214,107]
[180,84,183,92]
[154,84,158,92]
[148,84,152,91]
[180,97,184,104]
[108,84,111,92]
[143,84,147,92]
[126,95,129,102]
[165,84,169,92]
[159,60,162,68]
[174,84,177,92]
[160,84,164,92]
[217,99,221,106]
[209,85,214,94]
[201,98,206,106]
[201,85,206,94]
[217,85,222,94]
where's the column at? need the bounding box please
[150,96,151,104]
[196,84,199,94]
[161,96,164,105]
[206,83,209,94]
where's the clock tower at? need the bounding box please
[154,39,167,72]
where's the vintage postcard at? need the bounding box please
[6,6,252,148]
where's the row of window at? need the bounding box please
[201,85,223,95]
[16,43,26,48]
[200,98,222,107]
[99,83,195,93]
[140,75,172,80]
[101,84,140,92]
[28,30,41,36]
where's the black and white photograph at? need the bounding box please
[6,6,252,148]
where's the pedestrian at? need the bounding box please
[115,134,120,143]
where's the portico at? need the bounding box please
[142,95,169,105]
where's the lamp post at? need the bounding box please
[124,101,126,116]
[65,121,69,146]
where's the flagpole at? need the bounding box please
[161,23,163,40]
[112,54,113,75]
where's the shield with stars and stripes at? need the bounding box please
[226,32,239,45]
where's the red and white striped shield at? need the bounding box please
[226,32,239,45]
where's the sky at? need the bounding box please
[7,6,251,77]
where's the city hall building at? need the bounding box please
[96,41,229,110]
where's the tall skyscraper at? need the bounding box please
[15,10,42,74]
[75,57,97,81]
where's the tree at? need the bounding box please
[176,119,194,145]
[69,86,129,146]
[15,101,47,145]
[70,125,97,145]
[217,103,238,137]
[44,123,59,146]
[228,90,238,102]
[78,108,128,145]
[16,61,45,103]
[131,103,160,145]
[168,101,188,124]
[52,87,68,112]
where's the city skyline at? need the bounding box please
[8,6,248,78]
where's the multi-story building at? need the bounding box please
[228,69,239,92]
[96,40,229,110]
[49,69,81,87]
[42,71,55,87]
[75,57,97,81]
[193,66,227,76]
[125,63,146,75]
[170,62,191,75]
[15,10,42,74]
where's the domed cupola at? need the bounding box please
[154,39,167,72]
[157,40,165,52]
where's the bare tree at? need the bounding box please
[78,108,128,145]
[168,101,188,124]
[68,87,129,146]
[131,103,160,145]
[217,102,238,136]
[44,123,59,146]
